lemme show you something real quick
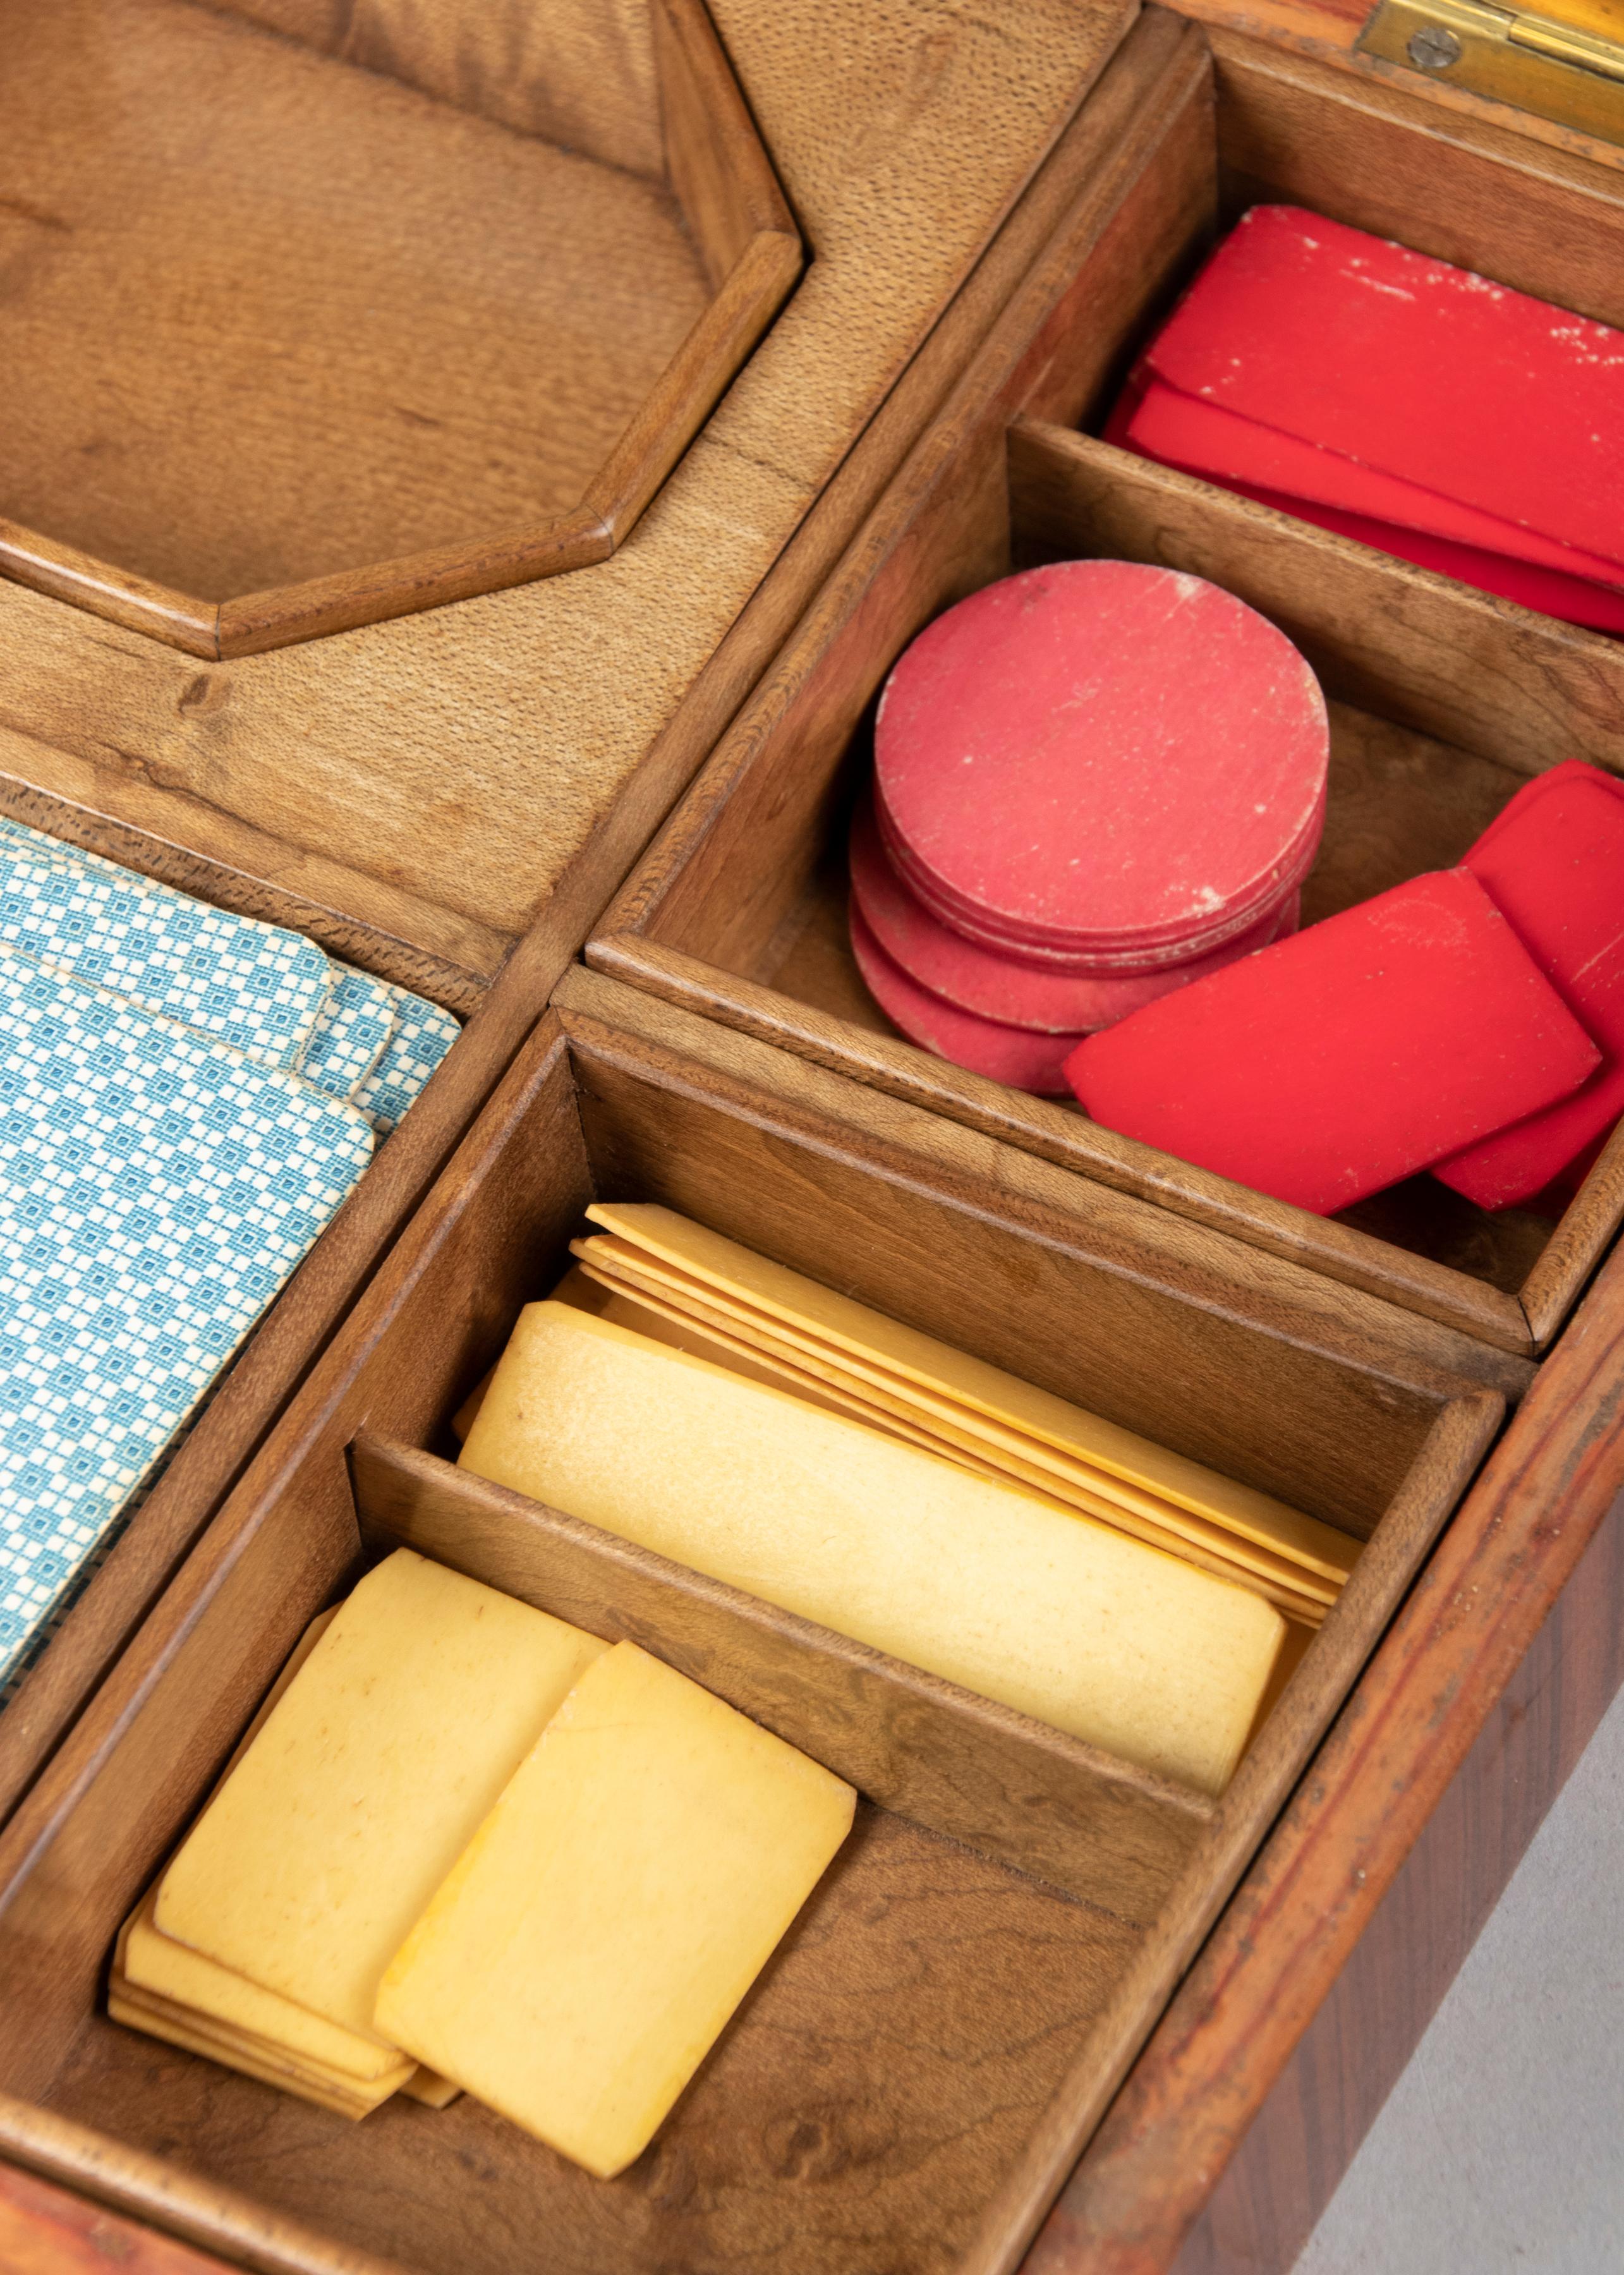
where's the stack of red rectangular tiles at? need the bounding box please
[1110,205,1624,636]
[1067,763,1624,1216]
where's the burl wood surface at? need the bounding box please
[0,2161,233,2275]
[1018,1238,1624,2275]
[0,0,1127,993]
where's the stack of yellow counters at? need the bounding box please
[111,1550,855,2176]
[562,1204,1357,1625]
[456,1213,1344,1799]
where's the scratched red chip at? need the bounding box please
[872,561,1329,964]
[849,796,1298,1032]
[1144,205,1624,575]
[849,901,1081,1094]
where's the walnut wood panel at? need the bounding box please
[1019,1234,1624,2275]
[0,978,1499,2275]
[353,1435,1215,1924]
[590,16,1624,1357]
[0,0,1128,990]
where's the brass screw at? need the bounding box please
[1407,21,1464,66]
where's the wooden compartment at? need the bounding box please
[0,0,799,657]
[588,6,1624,1362]
[0,968,1520,2275]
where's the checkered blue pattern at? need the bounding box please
[0,818,332,1070]
[0,948,374,1685]
[298,962,397,1103]
[354,983,462,1134]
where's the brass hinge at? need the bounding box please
[1357,0,1624,143]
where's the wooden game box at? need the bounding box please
[5,3,1624,2269]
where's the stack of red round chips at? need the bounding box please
[850,559,1330,1091]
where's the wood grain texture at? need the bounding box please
[0,984,1500,2275]
[0,0,708,599]
[591,18,1624,1356]
[0,0,1126,980]
[1210,31,1624,323]
[1024,1235,1624,2275]
[352,1436,1215,1925]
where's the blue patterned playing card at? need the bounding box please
[298,962,397,1103]
[0,819,333,1071]
[354,983,462,1134]
[0,947,374,1686]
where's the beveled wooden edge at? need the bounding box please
[0,2098,408,2275]
[583,936,1537,1359]
[0,773,500,1011]
[215,507,613,658]
[658,0,802,269]
[353,1435,1214,1925]
[585,228,803,544]
[0,521,219,659]
[1012,1233,1624,2275]
[1167,0,1624,176]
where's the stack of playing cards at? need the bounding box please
[0,821,461,1696]
[1110,207,1624,636]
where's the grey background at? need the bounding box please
[1296,1684,1624,2272]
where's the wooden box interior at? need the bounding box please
[0,978,1505,2275]
[0,0,799,656]
[589,12,1624,1362]
[0,0,1132,1859]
